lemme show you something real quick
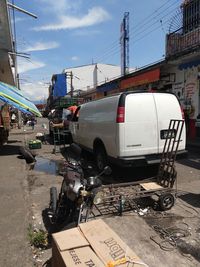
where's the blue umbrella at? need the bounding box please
[0,81,42,117]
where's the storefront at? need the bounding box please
[120,68,161,91]
[161,57,200,139]
[0,81,42,145]
[96,80,120,96]
[170,59,200,139]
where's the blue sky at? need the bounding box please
[12,0,182,101]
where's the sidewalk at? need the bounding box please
[0,128,33,266]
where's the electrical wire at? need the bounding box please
[150,224,191,252]
[94,0,181,64]
[130,0,180,35]
[176,198,200,218]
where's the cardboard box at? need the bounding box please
[52,219,147,267]
[52,227,104,267]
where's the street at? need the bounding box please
[0,117,200,266]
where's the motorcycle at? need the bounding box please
[48,143,111,226]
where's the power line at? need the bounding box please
[130,0,180,34]
[93,0,181,64]
[96,5,180,64]
[132,4,180,39]
[94,0,175,63]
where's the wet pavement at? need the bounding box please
[33,157,60,175]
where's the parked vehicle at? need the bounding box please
[69,92,186,170]
[48,143,111,225]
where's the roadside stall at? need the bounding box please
[0,81,42,146]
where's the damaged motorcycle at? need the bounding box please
[48,143,111,226]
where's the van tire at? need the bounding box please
[95,146,107,171]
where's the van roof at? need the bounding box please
[80,91,175,107]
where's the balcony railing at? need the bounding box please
[166,26,200,58]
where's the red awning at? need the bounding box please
[120,68,160,90]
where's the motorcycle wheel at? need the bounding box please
[50,187,57,214]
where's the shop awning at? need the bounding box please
[0,81,42,117]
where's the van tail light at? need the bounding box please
[180,106,185,119]
[116,107,125,123]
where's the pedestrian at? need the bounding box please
[1,104,10,144]
[30,117,35,130]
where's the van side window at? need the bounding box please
[72,106,80,122]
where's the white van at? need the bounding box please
[70,92,186,170]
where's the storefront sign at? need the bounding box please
[120,68,160,90]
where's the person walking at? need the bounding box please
[30,117,35,130]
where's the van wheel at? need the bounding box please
[95,146,107,171]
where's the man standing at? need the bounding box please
[1,104,10,144]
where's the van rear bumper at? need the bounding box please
[111,150,187,167]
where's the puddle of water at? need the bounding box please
[33,157,60,175]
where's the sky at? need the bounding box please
[10,0,183,102]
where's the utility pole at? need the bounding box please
[65,72,74,97]
[120,12,129,76]
[70,71,73,97]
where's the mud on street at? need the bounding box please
[1,118,200,267]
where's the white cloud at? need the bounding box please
[39,0,78,14]
[73,29,101,36]
[71,56,79,61]
[20,81,49,101]
[33,7,110,31]
[18,58,46,73]
[24,41,59,52]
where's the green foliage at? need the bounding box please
[27,224,48,248]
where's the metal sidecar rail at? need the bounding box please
[80,119,185,222]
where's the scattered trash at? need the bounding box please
[138,208,149,216]
[42,123,47,130]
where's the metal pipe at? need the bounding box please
[8,51,30,59]
[7,2,37,19]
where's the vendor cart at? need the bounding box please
[80,119,185,222]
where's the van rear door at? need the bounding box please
[122,93,158,157]
[153,93,185,153]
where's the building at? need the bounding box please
[46,63,122,109]
[0,0,15,85]
[63,63,122,101]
